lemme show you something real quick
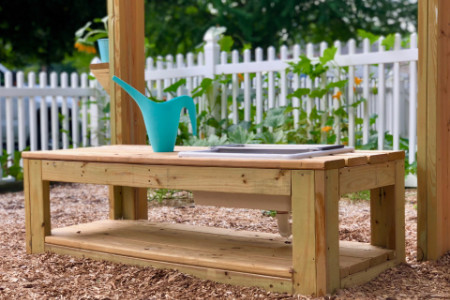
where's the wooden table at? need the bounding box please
[23,145,405,296]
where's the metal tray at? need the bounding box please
[178,144,354,159]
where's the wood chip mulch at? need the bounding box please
[0,183,449,299]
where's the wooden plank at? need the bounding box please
[418,0,450,261]
[416,0,429,261]
[331,153,368,167]
[46,220,292,278]
[23,159,32,253]
[349,151,388,164]
[339,256,371,277]
[41,161,291,196]
[45,244,293,294]
[29,160,50,253]
[355,150,404,162]
[89,63,109,93]
[314,169,340,295]
[193,192,291,211]
[108,186,123,220]
[339,162,395,195]
[292,170,316,296]
[22,145,347,170]
[436,0,450,258]
[340,259,399,289]
[107,0,147,222]
[394,160,406,262]
[340,241,394,265]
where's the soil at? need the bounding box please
[0,183,449,299]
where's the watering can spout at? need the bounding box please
[112,75,197,152]
[112,76,150,110]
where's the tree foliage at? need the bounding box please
[0,1,105,69]
[145,0,417,57]
[0,0,417,68]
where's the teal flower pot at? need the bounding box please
[112,76,197,152]
[97,38,109,63]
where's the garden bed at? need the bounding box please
[0,183,449,299]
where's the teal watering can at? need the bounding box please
[112,76,197,152]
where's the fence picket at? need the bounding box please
[279,46,288,107]
[333,41,342,144]
[255,48,263,131]
[267,47,276,110]
[409,33,418,163]
[347,39,356,147]
[362,38,371,144]
[17,72,26,152]
[377,37,386,150]
[28,72,37,151]
[81,73,88,147]
[392,34,402,150]
[231,50,239,124]
[39,72,48,150]
[50,72,59,150]
[5,72,13,167]
[71,73,80,148]
[243,49,251,122]
[292,44,301,128]
[60,72,69,149]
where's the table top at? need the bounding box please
[22,145,404,170]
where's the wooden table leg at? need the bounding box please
[292,169,340,296]
[24,159,50,254]
[108,186,148,220]
[370,159,405,261]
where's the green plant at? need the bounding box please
[74,16,108,54]
[1,149,24,181]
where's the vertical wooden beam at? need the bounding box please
[23,158,32,253]
[370,160,405,262]
[28,160,50,253]
[314,169,340,295]
[292,170,340,296]
[417,0,450,260]
[292,170,316,296]
[107,0,147,220]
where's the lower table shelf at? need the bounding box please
[45,220,397,293]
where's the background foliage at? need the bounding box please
[0,0,417,71]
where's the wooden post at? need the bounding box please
[291,170,340,296]
[107,0,147,220]
[417,0,450,260]
[24,159,51,253]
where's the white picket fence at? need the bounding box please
[144,32,418,164]
[0,32,418,184]
[0,71,107,181]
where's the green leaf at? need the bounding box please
[309,89,328,98]
[326,80,347,90]
[163,78,186,94]
[319,46,337,65]
[357,29,379,45]
[218,35,234,52]
[287,88,310,99]
[382,34,396,50]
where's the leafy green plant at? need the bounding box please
[1,149,25,181]
[74,16,108,53]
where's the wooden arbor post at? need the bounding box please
[107,0,148,220]
[417,0,450,260]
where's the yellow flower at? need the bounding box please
[332,90,342,100]
[321,126,332,133]
[354,77,363,85]
[74,42,97,54]
[237,73,244,83]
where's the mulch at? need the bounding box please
[0,183,449,299]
